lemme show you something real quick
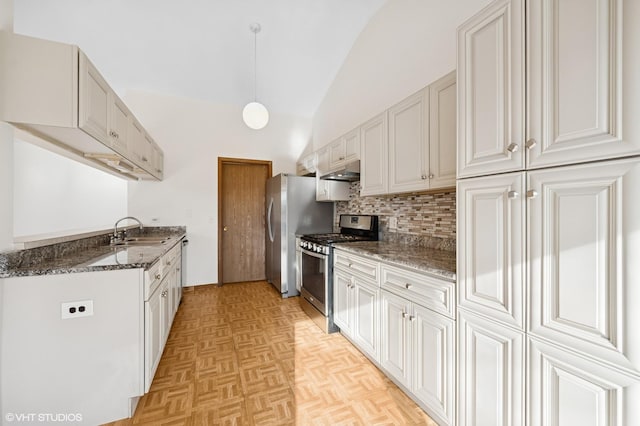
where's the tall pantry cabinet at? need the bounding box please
[456,0,640,425]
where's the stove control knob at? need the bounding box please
[323,246,329,255]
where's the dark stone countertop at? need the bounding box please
[0,227,186,278]
[333,241,456,281]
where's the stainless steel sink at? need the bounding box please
[110,237,168,247]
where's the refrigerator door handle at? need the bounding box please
[267,197,275,242]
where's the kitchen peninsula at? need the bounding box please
[0,225,186,425]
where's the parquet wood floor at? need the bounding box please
[104,282,436,426]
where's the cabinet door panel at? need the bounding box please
[360,112,389,196]
[145,286,163,392]
[528,337,639,426]
[380,290,411,388]
[457,173,526,330]
[354,280,379,361]
[329,138,345,170]
[457,0,525,177]
[458,309,525,426]
[110,97,129,155]
[389,90,429,193]
[429,71,457,189]
[344,128,360,161]
[333,270,353,335]
[414,305,455,426]
[527,0,638,168]
[528,158,640,375]
[78,52,109,143]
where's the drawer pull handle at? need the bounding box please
[405,283,412,289]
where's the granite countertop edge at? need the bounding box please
[333,241,456,281]
[0,228,187,279]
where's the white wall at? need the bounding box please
[0,1,13,419]
[312,0,491,149]
[12,139,128,237]
[125,90,312,286]
[0,0,13,251]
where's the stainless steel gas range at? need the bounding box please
[299,214,379,333]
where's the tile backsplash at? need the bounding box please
[335,182,456,251]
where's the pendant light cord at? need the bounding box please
[253,28,257,102]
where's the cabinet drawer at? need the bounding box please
[381,264,454,319]
[334,251,379,283]
[144,261,162,301]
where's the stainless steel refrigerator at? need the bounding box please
[266,174,333,297]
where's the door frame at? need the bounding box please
[217,157,273,285]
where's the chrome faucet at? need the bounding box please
[112,216,144,242]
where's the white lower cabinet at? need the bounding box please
[145,277,168,392]
[143,241,183,392]
[333,267,380,362]
[457,309,525,426]
[381,289,455,426]
[528,337,640,426]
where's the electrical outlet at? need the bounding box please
[61,300,94,319]
[389,216,398,230]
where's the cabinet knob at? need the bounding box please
[421,174,427,180]
[161,290,168,298]
[525,139,537,150]
[405,283,412,289]
[402,312,408,319]
[348,262,353,268]
[142,157,148,162]
[428,173,434,179]
[507,143,519,153]
[339,156,344,160]
[166,261,171,266]
[155,273,161,280]
[526,189,539,199]
[508,190,519,199]
[223,226,228,232]
[409,315,416,322]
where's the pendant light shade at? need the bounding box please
[243,23,269,130]
[242,101,269,130]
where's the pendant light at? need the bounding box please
[242,23,269,130]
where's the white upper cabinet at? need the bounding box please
[458,0,640,177]
[429,71,457,189]
[528,157,640,377]
[360,112,389,196]
[457,0,525,178]
[526,0,640,168]
[328,128,360,171]
[389,89,430,194]
[79,51,110,143]
[0,31,163,181]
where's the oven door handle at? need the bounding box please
[301,247,326,260]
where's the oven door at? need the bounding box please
[300,247,328,315]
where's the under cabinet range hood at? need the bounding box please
[319,160,360,182]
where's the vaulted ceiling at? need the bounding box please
[13,0,387,118]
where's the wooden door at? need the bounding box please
[457,0,525,178]
[218,157,271,284]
